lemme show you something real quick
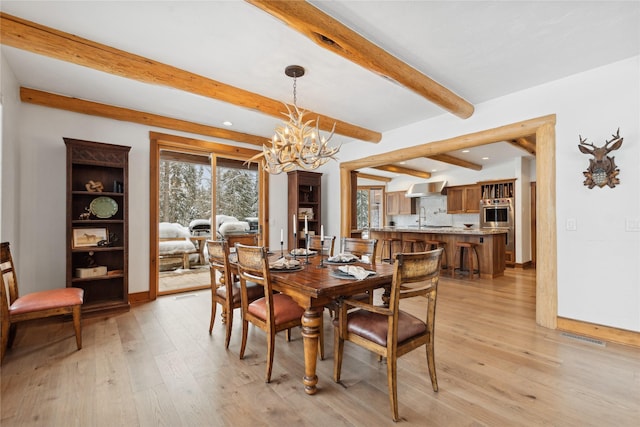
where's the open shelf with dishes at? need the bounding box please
[65,138,131,314]
[288,170,322,250]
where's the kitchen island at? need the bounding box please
[368,227,508,278]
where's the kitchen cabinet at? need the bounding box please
[386,191,416,216]
[446,185,481,213]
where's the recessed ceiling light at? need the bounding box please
[462,149,470,153]
[431,169,437,172]
[223,121,233,126]
[482,157,489,160]
[399,161,406,165]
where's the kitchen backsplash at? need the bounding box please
[390,195,480,228]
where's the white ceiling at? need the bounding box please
[2,1,639,177]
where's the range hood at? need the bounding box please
[405,181,447,198]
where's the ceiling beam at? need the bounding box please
[20,87,268,146]
[1,12,381,143]
[425,153,483,171]
[508,137,537,155]
[372,165,431,179]
[355,173,392,183]
[246,0,474,119]
[342,115,555,170]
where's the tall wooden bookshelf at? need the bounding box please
[287,171,322,250]
[65,138,130,314]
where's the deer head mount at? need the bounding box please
[578,128,623,188]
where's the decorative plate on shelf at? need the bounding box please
[90,196,118,218]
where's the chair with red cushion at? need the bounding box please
[333,248,443,421]
[234,243,305,383]
[1,242,84,363]
[206,240,263,348]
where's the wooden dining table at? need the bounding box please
[264,253,394,395]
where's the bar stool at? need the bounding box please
[381,237,402,263]
[425,239,448,270]
[452,241,480,279]
[402,239,425,253]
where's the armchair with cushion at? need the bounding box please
[333,249,443,421]
[1,242,84,363]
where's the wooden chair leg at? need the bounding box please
[333,327,344,382]
[266,329,276,383]
[239,319,249,359]
[285,328,291,342]
[1,318,9,363]
[209,298,217,335]
[318,317,325,360]
[224,309,233,349]
[72,305,82,350]
[426,340,438,392]
[387,354,399,422]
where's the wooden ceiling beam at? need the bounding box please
[426,153,483,171]
[1,12,381,143]
[20,87,269,146]
[355,173,392,183]
[246,0,474,119]
[508,137,537,155]
[372,165,431,179]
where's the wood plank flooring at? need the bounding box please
[2,268,639,426]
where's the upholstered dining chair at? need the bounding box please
[333,249,443,422]
[308,235,336,257]
[234,243,305,383]
[1,242,84,363]
[206,240,262,348]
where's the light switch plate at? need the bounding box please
[626,218,640,232]
[566,218,577,231]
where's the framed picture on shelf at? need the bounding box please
[72,227,108,248]
[298,207,314,220]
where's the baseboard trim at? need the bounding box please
[129,291,151,305]
[514,261,533,269]
[557,317,640,348]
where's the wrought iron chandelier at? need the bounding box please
[249,65,340,174]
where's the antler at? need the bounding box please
[605,128,621,147]
[578,135,595,148]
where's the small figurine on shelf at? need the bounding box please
[85,251,97,268]
[78,207,91,220]
[85,180,104,192]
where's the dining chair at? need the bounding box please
[340,237,378,264]
[308,235,336,257]
[206,240,263,348]
[333,248,443,422]
[234,243,305,383]
[225,233,259,248]
[1,242,84,364]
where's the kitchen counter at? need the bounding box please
[370,226,507,236]
[368,227,507,278]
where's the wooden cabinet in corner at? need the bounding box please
[446,185,481,213]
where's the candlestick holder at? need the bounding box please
[304,233,310,265]
[293,232,297,260]
[280,241,284,259]
[317,240,326,268]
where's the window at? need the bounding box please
[356,186,384,229]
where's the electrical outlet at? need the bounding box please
[626,218,640,232]
[566,218,577,231]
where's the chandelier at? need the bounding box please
[249,65,340,174]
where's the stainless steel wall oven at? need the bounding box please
[480,198,514,259]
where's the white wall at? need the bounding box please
[331,56,640,332]
[2,51,638,332]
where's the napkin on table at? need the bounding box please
[338,265,375,280]
[270,258,300,269]
[328,253,360,263]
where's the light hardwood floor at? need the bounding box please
[2,269,639,426]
